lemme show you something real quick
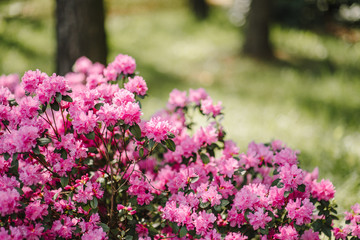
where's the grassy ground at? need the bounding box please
[1,0,360,213]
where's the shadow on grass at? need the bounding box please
[0,34,42,58]
[134,58,190,98]
[298,96,360,129]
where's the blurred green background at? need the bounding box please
[1,0,360,213]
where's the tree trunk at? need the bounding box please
[242,0,273,59]
[189,0,209,20]
[56,0,107,75]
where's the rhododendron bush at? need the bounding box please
[0,54,359,240]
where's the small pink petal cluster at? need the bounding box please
[104,54,136,81]
[125,76,148,96]
[0,54,358,240]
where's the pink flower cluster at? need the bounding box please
[0,53,357,240]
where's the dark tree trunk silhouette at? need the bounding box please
[243,0,273,59]
[56,0,107,75]
[189,0,209,20]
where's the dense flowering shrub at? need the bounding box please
[0,54,359,240]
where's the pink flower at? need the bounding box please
[136,224,148,237]
[0,189,20,216]
[225,232,248,240]
[36,73,70,104]
[97,103,121,126]
[223,140,240,158]
[311,179,335,201]
[0,227,10,239]
[285,198,314,225]
[113,54,136,75]
[72,110,98,134]
[167,89,188,109]
[18,96,40,119]
[73,56,92,74]
[0,74,19,93]
[193,125,218,147]
[191,210,216,236]
[200,96,222,117]
[21,70,48,94]
[233,187,259,211]
[217,157,239,178]
[275,225,299,240]
[51,216,75,239]
[0,87,13,105]
[227,206,246,227]
[119,102,142,125]
[113,89,135,106]
[81,228,107,240]
[300,229,320,240]
[247,208,272,230]
[274,147,299,166]
[333,227,349,240]
[189,88,208,105]
[26,223,44,240]
[86,74,107,89]
[279,164,305,191]
[25,200,48,221]
[197,183,222,207]
[125,76,148,96]
[145,116,173,142]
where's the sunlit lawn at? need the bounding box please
[1,0,360,213]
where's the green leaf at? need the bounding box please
[94,103,104,110]
[62,95,73,102]
[3,152,10,160]
[234,168,246,175]
[149,139,155,149]
[221,199,230,207]
[37,137,52,146]
[298,184,306,192]
[84,131,95,140]
[124,236,133,240]
[214,205,222,212]
[127,215,133,221]
[10,153,19,173]
[90,197,98,209]
[167,132,176,139]
[88,147,98,153]
[271,178,281,187]
[59,148,67,159]
[129,123,142,140]
[200,201,210,209]
[32,146,40,155]
[277,181,284,188]
[322,226,332,238]
[55,92,62,103]
[97,223,110,232]
[190,176,199,184]
[41,103,47,112]
[2,120,9,126]
[165,139,176,152]
[53,191,60,201]
[15,187,24,195]
[179,226,187,238]
[284,191,291,198]
[139,148,144,158]
[200,153,210,164]
[60,177,69,187]
[50,100,60,111]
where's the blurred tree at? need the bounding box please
[56,0,107,75]
[189,0,210,20]
[242,0,273,59]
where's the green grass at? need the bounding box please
[1,0,360,213]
